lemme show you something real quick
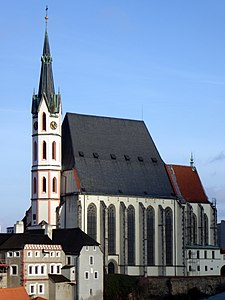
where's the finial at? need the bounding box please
[45,5,49,27]
[190,152,196,171]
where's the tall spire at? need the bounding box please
[38,7,55,105]
[32,7,60,114]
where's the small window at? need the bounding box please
[205,266,208,271]
[93,246,96,251]
[39,284,44,294]
[197,265,200,271]
[188,265,191,271]
[33,177,37,194]
[67,256,71,265]
[188,250,192,259]
[35,265,38,274]
[10,265,18,275]
[28,265,33,275]
[33,214,36,221]
[212,251,215,259]
[41,265,45,274]
[93,152,99,158]
[79,151,84,157]
[85,246,89,251]
[52,141,56,160]
[27,251,32,257]
[43,141,47,160]
[52,177,57,193]
[33,141,37,161]
[42,112,46,131]
[204,251,207,259]
[138,156,144,162]
[89,256,94,265]
[7,252,13,257]
[110,154,116,160]
[14,251,20,257]
[50,265,54,274]
[197,251,200,259]
[56,265,61,274]
[85,271,89,279]
[35,251,40,257]
[90,289,93,296]
[50,251,55,257]
[56,251,60,257]
[30,284,36,295]
[94,271,98,279]
[124,154,130,161]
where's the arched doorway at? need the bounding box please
[108,262,115,274]
[221,265,225,276]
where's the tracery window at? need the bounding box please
[43,141,47,160]
[42,112,46,131]
[87,203,97,240]
[127,205,135,265]
[108,204,116,255]
[147,206,155,265]
[193,213,197,244]
[165,207,173,266]
[204,213,209,245]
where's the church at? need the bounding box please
[28,17,219,277]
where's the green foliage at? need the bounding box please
[105,274,139,300]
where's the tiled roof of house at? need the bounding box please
[49,274,70,283]
[62,113,175,199]
[0,233,56,250]
[0,286,30,300]
[0,233,12,246]
[166,164,209,204]
[52,228,99,255]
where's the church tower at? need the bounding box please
[31,13,61,227]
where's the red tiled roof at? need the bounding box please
[33,297,47,300]
[0,286,30,300]
[166,165,209,204]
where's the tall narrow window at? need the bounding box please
[43,141,47,160]
[42,177,46,193]
[204,214,209,245]
[147,206,155,265]
[52,141,56,160]
[127,205,135,265]
[33,177,37,194]
[33,141,37,161]
[165,207,173,266]
[108,204,116,255]
[52,177,57,193]
[42,112,46,131]
[193,213,197,244]
[87,204,97,240]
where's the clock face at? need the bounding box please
[50,121,57,130]
[33,121,38,130]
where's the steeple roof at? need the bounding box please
[31,16,61,115]
[38,28,55,102]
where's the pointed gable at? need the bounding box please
[0,287,30,300]
[62,113,175,199]
[166,165,209,204]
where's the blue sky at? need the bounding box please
[1,0,225,231]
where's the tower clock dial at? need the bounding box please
[50,121,57,130]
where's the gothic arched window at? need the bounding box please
[204,213,209,245]
[42,177,46,193]
[147,206,155,265]
[33,177,37,194]
[33,141,37,161]
[108,204,116,255]
[52,177,57,193]
[193,213,197,244]
[52,141,56,160]
[165,207,173,266]
[127,205,135,265]
[87,203,97,240]
[43,141,47,160]
[42,112,46,131]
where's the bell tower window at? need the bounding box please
[52,141,56,160]
[42,177,47,193]
[52,177,57,193]
[33,141,37,161]
[43,141,47,160]
[42,113,46,131]
[33,177,37,194]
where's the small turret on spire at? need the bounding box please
[190,152,195,171]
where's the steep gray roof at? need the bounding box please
[62,113,175,198]
[0,233,55,250]
[52,228,99,255]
